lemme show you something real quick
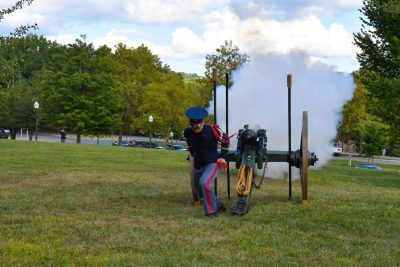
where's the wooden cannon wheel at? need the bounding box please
[300,111,309,204]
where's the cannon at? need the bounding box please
[222,74,318,215]
[227,111,318,214]
[188,73,318,214]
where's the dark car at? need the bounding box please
[0,128,10,139]
[144,141,163,149]
[130,140,146,147]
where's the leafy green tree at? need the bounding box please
[361,72,400,147]
[0,35,56,139]
[185,79,212,108]
[85,45,121,139]
[354,0,400,77]
[361,120,388,161]
[38,37,121,143]
[197,40,250,111]
[113,43,170,144]
[205,40,249,85]
[178,72,211,108]
[338,72,375,145]
[0,81,37,139]
[0,35,56,83]
[140,71,192,142]
[0,55,20,88]
[353,0,400,149]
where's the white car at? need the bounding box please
[332,143,342,156]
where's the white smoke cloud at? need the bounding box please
[210,50,354,178]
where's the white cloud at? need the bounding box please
[231,0,363,19]
[0,0,361,74]
[328,0,363,9]
[158,7,358,73]
[171,27,207,56]
[202,10,356,57]
[1,0,229,26]
[123,0,228,23]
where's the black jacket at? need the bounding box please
[184,124,229,169]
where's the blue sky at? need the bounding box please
[0,0,364,75]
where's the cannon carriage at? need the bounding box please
[189,73,318,215]
[227,111,318,214]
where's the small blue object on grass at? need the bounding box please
[355,164,383,170]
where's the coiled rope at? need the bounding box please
[236,164,253,197]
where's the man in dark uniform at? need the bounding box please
[184,107,229,217]
[59,128,67,143]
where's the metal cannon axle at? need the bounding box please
[226,149,318,168]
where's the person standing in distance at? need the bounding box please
[59,128,67,143]
[184,107,229,217]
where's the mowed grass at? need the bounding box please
[0,141,399,266]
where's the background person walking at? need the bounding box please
[59,128,67,143]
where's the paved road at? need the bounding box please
[15,132,184,147]
[11,133,400,166]
[336,153,400,166]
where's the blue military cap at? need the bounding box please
[185,107,208,120]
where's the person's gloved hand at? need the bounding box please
[217,158,228,169]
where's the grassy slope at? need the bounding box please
[0,141,399,266]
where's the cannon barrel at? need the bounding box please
[226,150,318,167]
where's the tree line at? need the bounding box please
[2,0,398,157]
[0,2,249,145]
[338,0,400,158]
[0,34,205,143]
[0,26,248,144]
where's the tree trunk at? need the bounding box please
[118,128,123,145]
[77,131,81,144]
[11,129,17,140]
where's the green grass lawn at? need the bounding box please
[1,140,399,266]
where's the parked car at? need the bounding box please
[169,144,187,151]
[0,128,10,139]
[112,140,130,147]
[145,141,163,149]
[128,140,163,149]
[130,140,146,147]
[331,142,342,156]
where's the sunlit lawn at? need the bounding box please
[0,140,399,266]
